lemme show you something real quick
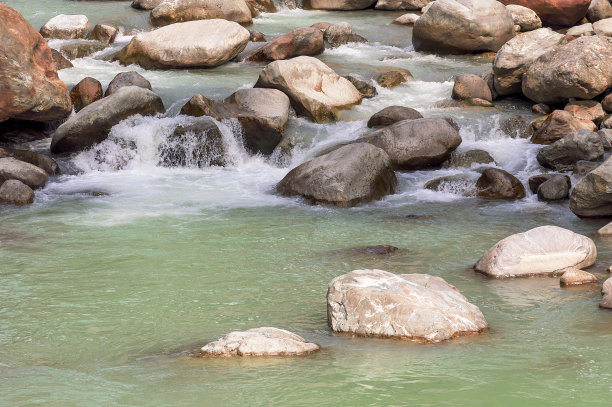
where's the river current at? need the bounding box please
[1,1,612,405]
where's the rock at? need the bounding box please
[197,327,320,357]
[159,117,226,167]
[0,180,34,205]
[532,104,552,115]
[392,13,420,25]
[597,221,612,235]
[255,56,362,123]
[522,36,612,105]
[40,14,89,39]
[324,22,367,47]
[0,5,72,122]
[376,0,429,9]
[573,160,601,175]
[358,245,401,255]
[115,20,250,69]
[104,71,152,97]
[506,4,542,31]
[602,93,612,112]
[248,29,266,42]
[0,157,48,189]
[500,115,533,139]
[150,0,252,27]
[602,114,612,128]
[528,173,570,192]
[424,175,476,195]
[421,1,434,12]
[475,226,597,278]
[537,174,571,201]
[70,77,103,112]
[245,27,324,63]
[593,17,612,36]
[131,0,164,10]
[537,130,604,171]
[245,0,278,14]
[598,129,612,149]
[303,0,378,10]
[57,40,107,60]
[277,143,397,207]
[413,0,515,54]
[500,0,591,26]
[475,168,526,200]
[452,74,492,102]
[327,269,489,342]
[343,75,377,99]
[532,110,596,145]
[560,268,598,286]
[359,118,462,170]
[601,277,612,309]
[180,88,290,155]
[51,49,73,70]
[0,148,60,176]
[367,106,423,128]
[441,149,494,168]
[588,0,612,22]
[310,22,332,32]
[493,28,564,96]
[570,156,612,217]
[564,100,605,124]
[566,22,595,37]
[51,86,165,154]
[88,24,117,45]
[376,69,414,88]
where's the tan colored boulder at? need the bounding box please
[597,221,612,236]
[600,277,612,308]
[452,74,492,102]
[376,69,413,88]
[564,100,605,124]
[392,13,420,25]
[560,268,598,286]
[569,156,612,217]
[327,269,489,342]
[0,180,34,205]
[150,0,252,27]
[197,327,320,357]
[532,110,596,145]
[474,226,597,278]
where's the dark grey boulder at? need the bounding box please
[536,129,604,171]
[475,168,526,200]
[104,72,152,97]
[537,175,571,202]
[367,106,423,128]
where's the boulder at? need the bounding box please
[560,268,598,286]
[570,156,612,217]
[245,27,324,63]
[532,103,552,115]
[376,69,414,88]
[522,36,612,104]
[324,22,367,47]
[573,160,601,175]
[70,77,103,112]
[255,56,362,123]
[104,71,152,97]
[475,168,526,200]
[566,22,595,37]
[310,22,332,32]
[0,180,34,205]
[452,74,492,102]
[597,221,612,235]
[536,130,604,171]
[245,0,278,14]
[528,173,570,192]
[598,129,612,149]
[499,0,591,26]
[303,0,378,10]
[474,225,597,278]
[51,86,165,154]
[500,115,533,139]
[531,110,596,145]
[367,106,423,128]
[88,24,117,45]
[412,0,515,54]
[587,0,612,22]
[327,269,489,342]
[51,49,73,70]
[359,118,462,170]
[537,174,571,201]
[115,20,250,69]
[601,277,612,309]
[392,13,420,25]
[593,17,612,36]
[0,5,72,122]
[248,29,266,42]
[602,93,612,112]
[0,157,48,189]
[197,327,320,357]
[441,149,494,168]
[159,117,226,167]
[493,28,564,96]
[0,148,60,176]
[40,14,89,39]
[506,4,542,31]
[181,88,290,155]
[277,143,397,207]
[150,0,252,27]
[376,0,430,9]
[131,0,164,10]
[344,75,377,99]
[564,100,605,124]
[57,40,106,60]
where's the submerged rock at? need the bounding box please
[344,75,377,99]
[475,168,525,200]
[376,69,413,88]
[474,226,597,278]
[367,106,423,128]
[57,40,106,60]
[537,175,571,202]
[570,156,612,217]
[159,118,226,167]
[150,0,252,26]
[0,180,34,206]
[327,269,489,342]
[197,327,320,357]
[560,268,598,286]
[424,175,476,195]
[277,143,397,207]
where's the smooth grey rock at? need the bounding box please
[476,168,525,200]
[452,74,492,102]
[570,155,612,217]
[104,71,152,97]
[536,129,604,171]
[367,106,423,128]
[0,157,47,189]
[537,175,571,201]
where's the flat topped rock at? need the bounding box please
[40,14,89,39]
[560,268,598,286]
[327,269,489,342]
[196,327,320,357]
[475,226,597,278]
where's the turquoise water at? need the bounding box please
[1,1,612,405]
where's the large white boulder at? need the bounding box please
[40,14,89,39]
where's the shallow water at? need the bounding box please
[2,1,612,406]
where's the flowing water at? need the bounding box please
[1,1,612,405]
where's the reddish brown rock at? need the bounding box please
[245,27,324,63]
[70,77,103,112]
[0,5,72,122]
[500,0,591,26]
[532,110,596,144]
